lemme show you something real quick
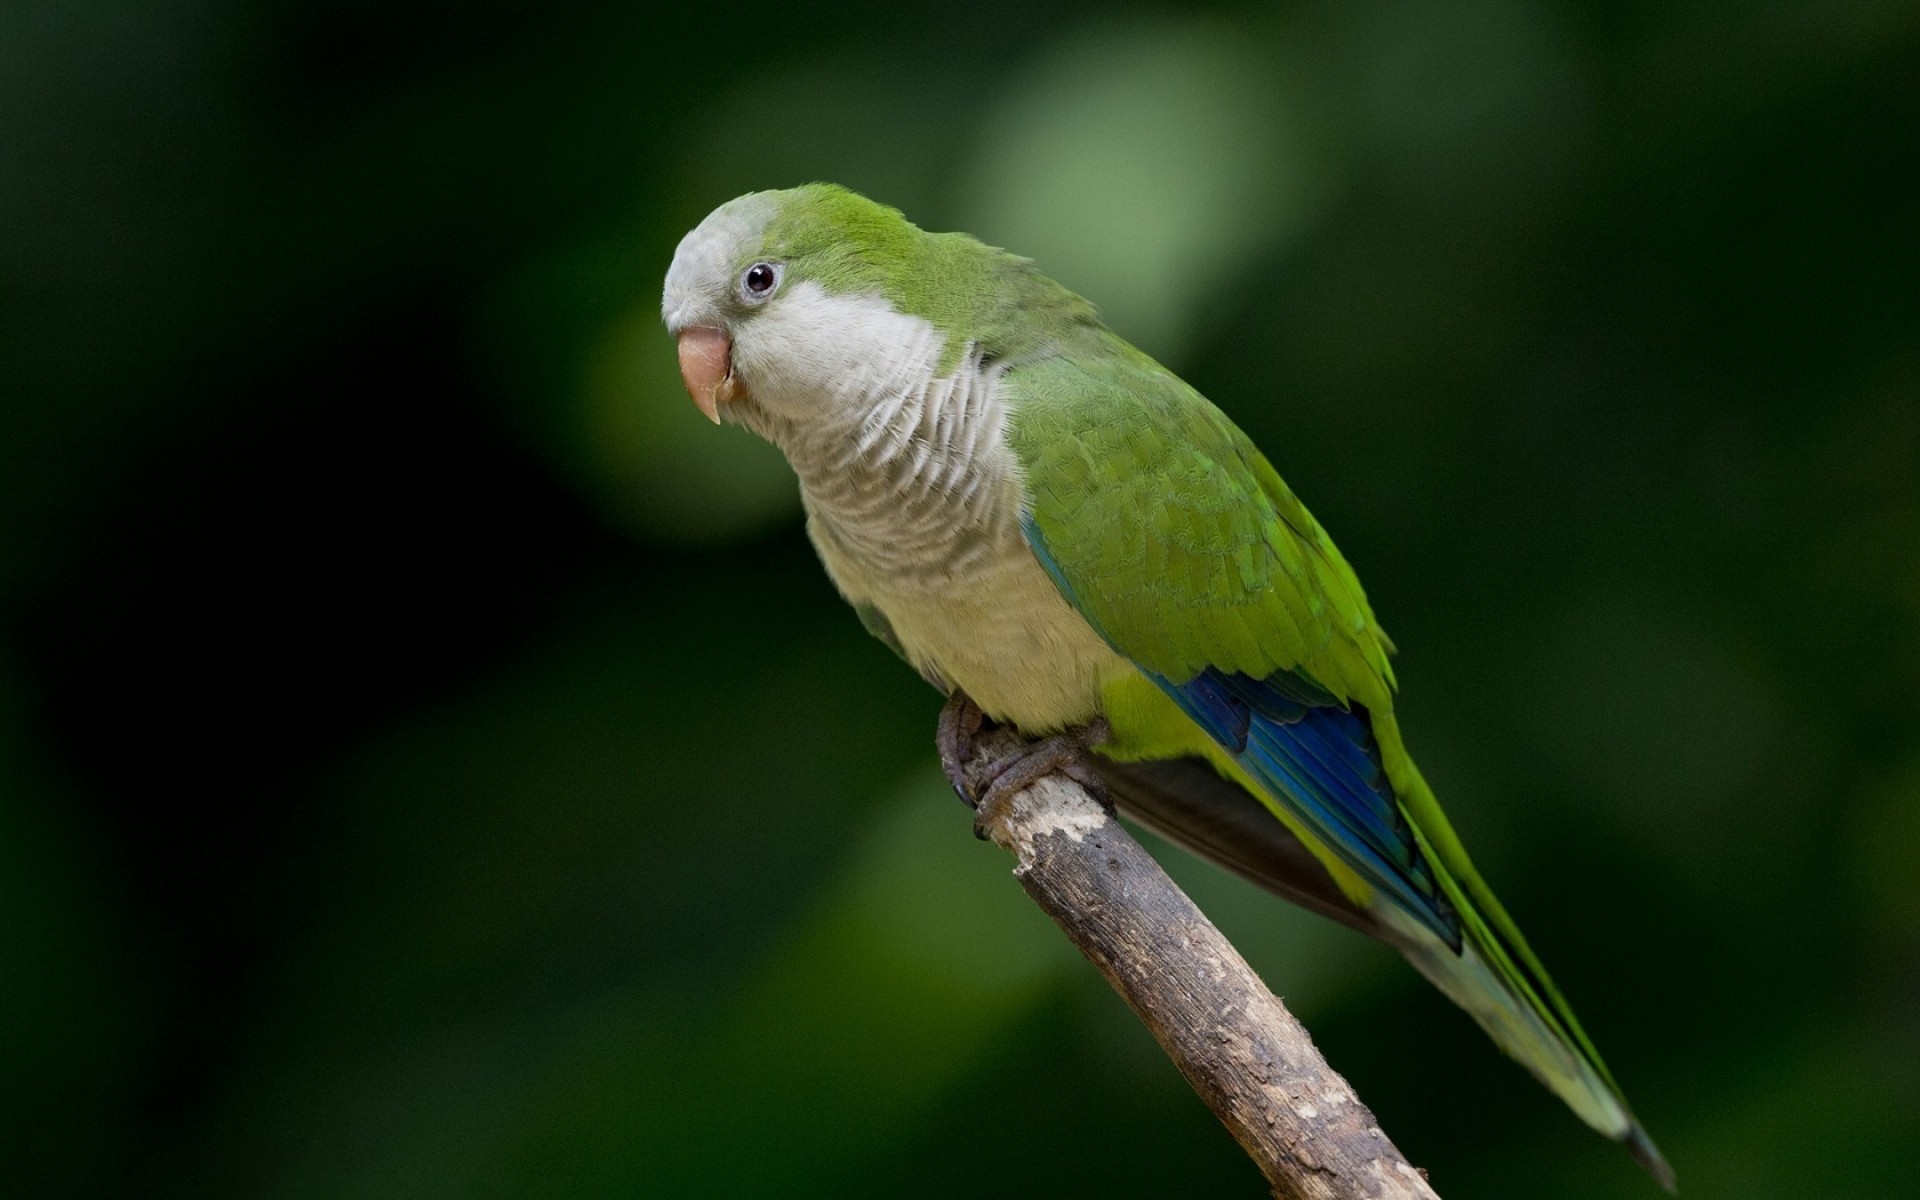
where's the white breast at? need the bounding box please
[808,493,1128,733]
[739,288,1129,732]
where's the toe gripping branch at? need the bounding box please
[936,691,1113,839]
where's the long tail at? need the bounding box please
[1389,906,1674,1190]
[1377,710,1677,1191]
[1100,749,1676,1191]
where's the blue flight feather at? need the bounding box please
[1020,513,1458,947]
[1162,670,1459,947]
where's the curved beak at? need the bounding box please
[675,326,741,424]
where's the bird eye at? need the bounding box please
[740,262,780,301]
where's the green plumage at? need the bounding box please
[757,188,1096,374]
[666,184,1673,1190]
[1008,343,1396,698]
[1005,335,1663,1172]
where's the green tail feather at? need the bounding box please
[1396,809,1674,1191]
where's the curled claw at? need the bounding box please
[937,690,988,805]
[935,691,1113,837]
[971,718,1113,837]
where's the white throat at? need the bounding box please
[729,287,1021,589]
[724,285,1127,732]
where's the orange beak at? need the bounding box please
[676,326,741,424]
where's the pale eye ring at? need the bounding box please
[740,261,781,301]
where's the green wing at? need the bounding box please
[1006,340,1397,705]
[1002,338,1670,1186]
[1004,340,1461,934]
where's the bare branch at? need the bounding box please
[962,725,1442,1200]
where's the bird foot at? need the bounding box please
[936,690,986,796]
[936,691,1113,839]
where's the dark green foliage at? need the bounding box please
[2,2,1916,1197]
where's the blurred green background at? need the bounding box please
[3,1,1917,1196]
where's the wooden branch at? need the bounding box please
[961,725,1441,1200]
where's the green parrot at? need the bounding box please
[662,184,1672,1189]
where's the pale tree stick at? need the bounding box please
[960,724,1442,1200]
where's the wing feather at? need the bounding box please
[1004,344,1454,939]
[1002,339,1663,1176]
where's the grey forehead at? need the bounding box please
[663,193,778,303]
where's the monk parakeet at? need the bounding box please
[662,184,1672,1188]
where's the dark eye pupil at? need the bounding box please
[745,264,775,294]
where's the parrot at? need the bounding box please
[661,183,1672,1189]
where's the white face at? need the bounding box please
[662,198,945,433]
[730,282,942,428]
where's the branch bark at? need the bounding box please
[961,725,1441,1200]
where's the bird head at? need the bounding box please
[660,184,945,430]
